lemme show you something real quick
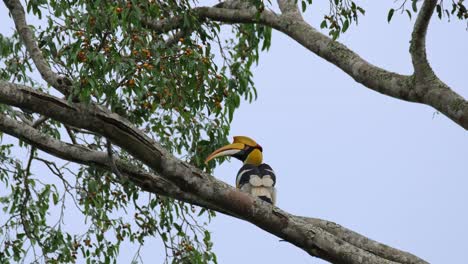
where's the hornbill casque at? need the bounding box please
[205,136,277,205]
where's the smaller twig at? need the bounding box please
[32,116,48,128]
[65,125,77,144]
[13,109,33,125]
[34,157,85,214]
[106,138,124,180]
[67,126,101,136]
[19,147,46,259]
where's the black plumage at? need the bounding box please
[236,164,276,204]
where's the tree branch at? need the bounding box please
[0,80,428,264]
[64,125,77,144]
[410,0,437,77]
[171,4,468,129]
[278,0,301,17]
[32,116,48,128]
[141,16,184,34]
[407,0,468,128]
[143,6,417,101]
[106,138,124,179]
[195,6,279,24]
[303,217,423,264]
[0,111,210,208]
[143,6,279,31]
[3,0,72,95]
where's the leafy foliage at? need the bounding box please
[0,0,271,263]
[0,33,35,85]
[312,0,366,39]
[388,0,468,23]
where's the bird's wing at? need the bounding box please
[259,163,276,186]
[236,164,257,188]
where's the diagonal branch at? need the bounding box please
[32,116,48,128]
[0,80,428,264]
[3,0,72,95]
[169,4,467,129]
[303,217,423,264]
[0,111,221,211]
[410,0,437,77]
[144,6,416,102]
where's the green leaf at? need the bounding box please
[406,9,412,20]
[342,19,349,32]
[412,0,418,12]
[302,1,306,12]
[52,192,59,205]
[320,20,327,29]
[330,30,340,40]
[198,208,206,216]
[436,5,442,19]
[387,8,395,23]
[357,7,365,15]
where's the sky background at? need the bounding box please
[1,1,467,263]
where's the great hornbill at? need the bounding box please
[205,136,277,204]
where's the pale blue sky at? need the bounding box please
[1,1,467,263]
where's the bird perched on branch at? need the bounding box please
[205,136,277,205]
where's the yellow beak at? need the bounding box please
[204,143,245,164]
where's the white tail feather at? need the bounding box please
[249,175,274,187]
[249,175,262,186]
[250,186,271,198]
[261,176,274,187]
[240,177,277,205]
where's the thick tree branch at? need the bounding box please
[410,0,437,77]
[168,4,468,129]
[0,81,428,264]
[145,6,413,102]
[273,20,417,100]
[141,16,184,34]
[278,0,301,17]
[303,217,423,264]
[143,6,279,31]
[196,7,279,24]
[408,0,468,128]
[0,111,244,219]
[0,111,219,210]
[3,0,72,95]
